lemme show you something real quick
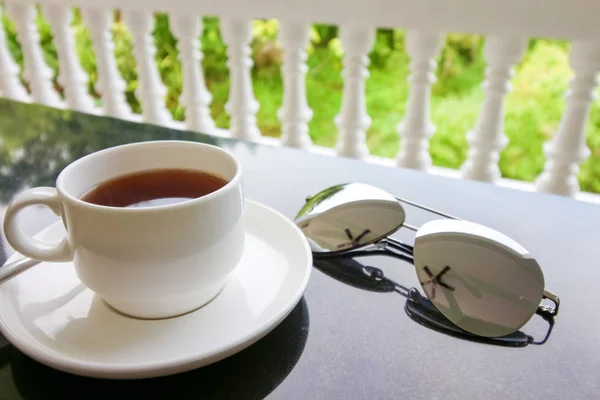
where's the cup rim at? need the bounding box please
[55,140,242,213]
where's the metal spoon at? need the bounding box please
[0,257,40,284]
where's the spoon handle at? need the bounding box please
[0,257,40,284]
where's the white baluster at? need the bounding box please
[536,41,600,196]
[5,2,62,107]
[335,26,374,159]
[0,5,30,101]
[461,37,526,182]
[170,15,215,133]
[124,11,171,125]
[220,19,261,140]
[396,31,442,170]
[82,8,133,119]
[44,4,95,113]
[278,21,312,149]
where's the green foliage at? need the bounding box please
[369,29,403,69]
[1,10,23,85]
[311,24,338,47]
[2,10,600,192]
[153,14,183,120]
[201,17,228,80]
[435,34,486,96]
[71,10,99,100]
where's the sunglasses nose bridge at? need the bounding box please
[402,223,419,232]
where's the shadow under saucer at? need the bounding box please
[10,297,310,400]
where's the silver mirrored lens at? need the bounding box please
[414,220,545,337]
[296,183,406,253]
[297,201,406,253]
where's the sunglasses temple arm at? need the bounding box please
[394,196,460,220]
[403,224,418,232]
[362,248,418,298]
[332,248,414,265]
[528,317,556,346]
[383,237,414,256]
[540,290,560,316]
[528,290,560,346]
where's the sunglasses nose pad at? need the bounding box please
[412,219,545,338]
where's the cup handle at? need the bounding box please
[3,187,73,262]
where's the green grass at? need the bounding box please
[3,10,600,192]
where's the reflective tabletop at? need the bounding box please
[1,99,599,399]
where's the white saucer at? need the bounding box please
[0,200,312,379]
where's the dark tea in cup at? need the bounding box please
[80,169,228,208]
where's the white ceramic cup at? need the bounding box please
[3,141,245,319]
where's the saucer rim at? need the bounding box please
[0,199,312,379]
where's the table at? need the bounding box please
[0,99,599,399]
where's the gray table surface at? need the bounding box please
[0,99,598,399]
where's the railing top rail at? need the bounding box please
[10,0,600,41]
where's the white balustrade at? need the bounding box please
[278,21,313,149]
[0,5,30,102]
[396,30,442,170]
[124,11,172,125]
[44,4,95,113]
[82,8,133,119]
[220,18,261,140]
[536,41,600,196]
[4,2,62,107]
[461,37,526,182]
[1,0,600,202]
[335,25,374,159]
[170,15,216,133]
